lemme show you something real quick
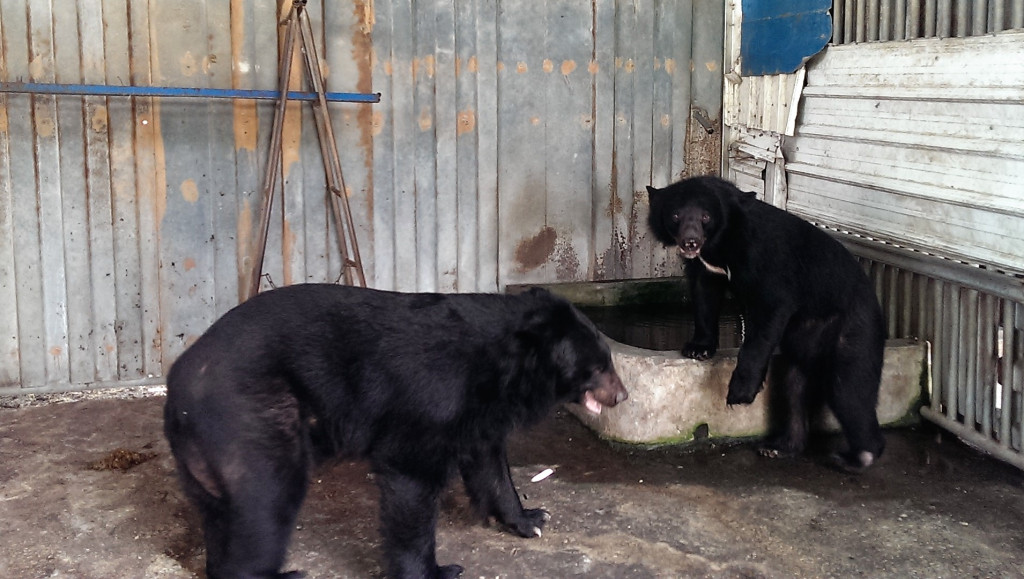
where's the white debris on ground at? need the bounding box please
[0,385,167,409]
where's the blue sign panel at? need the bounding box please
[741,0,833,76]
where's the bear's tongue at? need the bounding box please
[583,390,603,415]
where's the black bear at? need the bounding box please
[164,284,627,579]
[647,176,886,472]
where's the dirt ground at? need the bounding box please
[1,388,1023,579]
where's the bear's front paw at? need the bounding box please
[726,374,762,405]
[436,564,465,579]
[682,342,716,361]
[505,508,550,538]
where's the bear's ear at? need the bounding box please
[518,298,574,341]
[646,185,661,199]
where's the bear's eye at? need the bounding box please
[670,213,680,223]
[701,213,711,223]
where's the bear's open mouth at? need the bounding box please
[582,390,604,415]
[678,246,700,260]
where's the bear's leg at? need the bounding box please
[459,443,549,538]
[826,345,886,472]
[203,454,309,579]
[683,263,728,360]
[759,356,810,458]
[376,470,463,579]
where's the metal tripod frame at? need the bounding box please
[247,0,367,300]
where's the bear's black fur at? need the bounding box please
[647,176,886,472]
[164,284,627,579]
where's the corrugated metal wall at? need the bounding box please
[0,0,722,393]
[371,0,722,292]
[783,31,1024,275]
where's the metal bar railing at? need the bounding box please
[840,234,1024,471]
[0,81,381,103]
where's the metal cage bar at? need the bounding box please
[834,0,1024,44]
[841,235,1024,471]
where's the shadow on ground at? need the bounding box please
[1,392,1022,578]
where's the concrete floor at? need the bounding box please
[1,390,1023,578]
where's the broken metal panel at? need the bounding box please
[784,32,1024,276]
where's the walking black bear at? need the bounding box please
[164,284,627,578]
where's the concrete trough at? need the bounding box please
[509,278,927,445]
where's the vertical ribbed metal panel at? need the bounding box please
[831,0,1024,44]
[371,0,709,292]
[0,0,714,393]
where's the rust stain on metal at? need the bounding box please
[606,192,623,219]
[180,179,199,203]
[89,106,108,133]
[665,58,676,75]
[233,100,258,152]
[419,106,433,131]
[179,51,198,77]
[282,92,303,178]
[561,60,577,75]
[352,0,376,193]
[202,54,218,75]
[624,58,635,73]
[35,114,55,137]
[371,111,384,136]
[29,55,47,80]
[497,61,506,73]
[356,0,375,34]
[0,107,8,132]
[183,258,196,272]
[554,237,581,281]
[542,59,554,73]
[232,0,258,155]
[279,1,303,178]
[420,55,436,79]
[516,61,528,74]
[467,56,478,73]
[457,109,476,136]
[588,60,599,74]
[515,227,557,273]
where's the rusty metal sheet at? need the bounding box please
[0,0,722,393]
